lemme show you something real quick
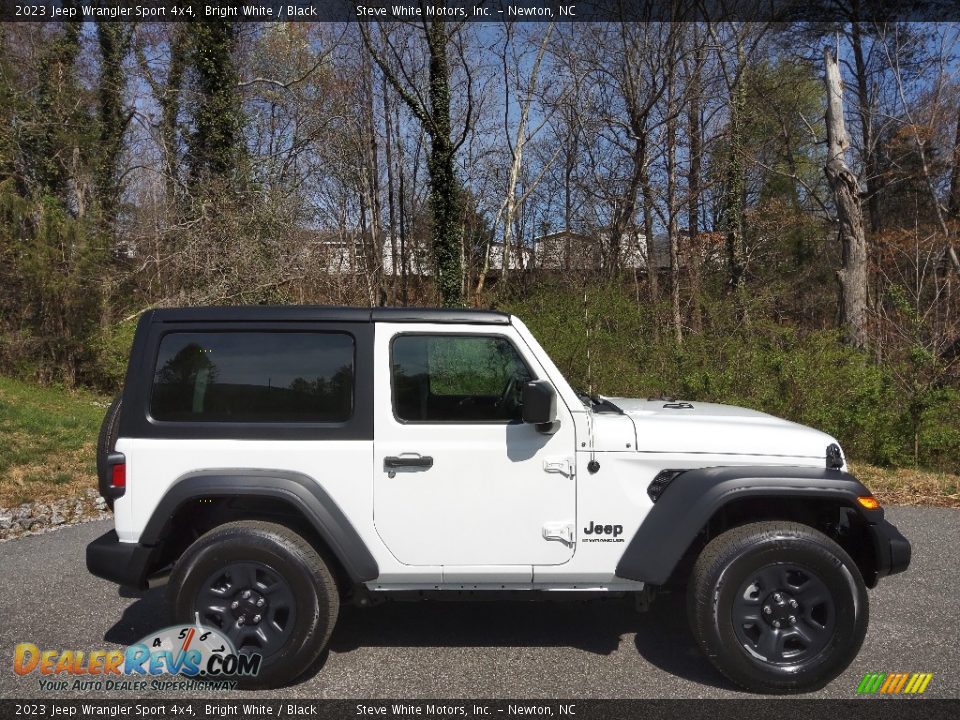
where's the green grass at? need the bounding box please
[0,376,109,506]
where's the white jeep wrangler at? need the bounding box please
[87,306,910,691]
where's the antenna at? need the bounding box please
[584,288,592,396]
[584,286,600,474]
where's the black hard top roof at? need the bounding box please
[145,305,512,326]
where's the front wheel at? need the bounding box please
[167,520,340,689]
[688,521,868,693]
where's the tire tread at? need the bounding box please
[688,520,868,693]
[168,520,340,689]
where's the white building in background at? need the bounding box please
[381,238,433,277]
[533,228,670,271]
[300,227,674,277]
[487,242,534,271]
[305,233,433,276]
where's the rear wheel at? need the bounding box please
[688,521,868,693]
[168,520,339,689]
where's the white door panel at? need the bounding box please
[374,423,575,565]
[373,323,576,568]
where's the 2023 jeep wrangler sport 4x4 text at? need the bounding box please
[87,306,910,691]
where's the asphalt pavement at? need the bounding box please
[0,507,957,699]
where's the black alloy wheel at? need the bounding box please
[730,563,835,665]
[195,561,297,659]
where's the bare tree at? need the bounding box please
[684,25,706,333]
[949,103,960,221]
[475,22,558,295]
[664,49,683,344]
[709,24,751,316]
[824,46,869,348]
[361,15,475,306]
[879,26,960,276]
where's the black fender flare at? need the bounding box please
[141,469,379,583]
[614,466,883,585]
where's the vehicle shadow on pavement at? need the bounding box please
[326,591,733,691]
[103,587,168,645]
[101,587,733,692]
[630,592,734,691]
[329,599,630,655]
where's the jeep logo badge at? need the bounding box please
[582,521,623,537]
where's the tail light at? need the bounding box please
[110,461,126,491]
[99,451,126,505]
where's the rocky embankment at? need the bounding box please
[0,488,109,541]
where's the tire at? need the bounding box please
[96,394,122,501]
[167,520,340,689]
[688,521,868,693]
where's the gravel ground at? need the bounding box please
[0,488,109,542]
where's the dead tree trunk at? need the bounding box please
[849,21,882,235]
[824,47,869,349]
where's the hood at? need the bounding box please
[605,397,839,463]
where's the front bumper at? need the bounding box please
[868,517,911,581]
[86,530,154,590]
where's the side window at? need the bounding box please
[392,334,534,422]
[150,332,354,423]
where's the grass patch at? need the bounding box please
[851,463,960,508]
[0,376,109,506]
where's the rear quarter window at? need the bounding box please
[150,332,354,423]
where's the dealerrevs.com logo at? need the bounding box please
[13,624,261,692]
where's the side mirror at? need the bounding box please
[522,380,559,434]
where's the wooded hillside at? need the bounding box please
[1,13,959,472]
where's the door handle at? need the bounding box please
[384,455,434,470]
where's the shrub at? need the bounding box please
[505,280,954,472]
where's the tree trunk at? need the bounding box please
[686,46,704,334]
[666,66,682,345]
[185,20,245,186]
[425,19,463,307]
[489,25,553,293]
[397,111,409,306]
[824,47,869,349]
[949,102,960,220]
[382,72,398,303]
[724,38,749,319]
[850,20,882,235]
[159,27,186,202]
[608,132,646,280]
[95,22,133,230]
[363,56,384,305]
[640,147,659,342]
[640,151,658,306]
